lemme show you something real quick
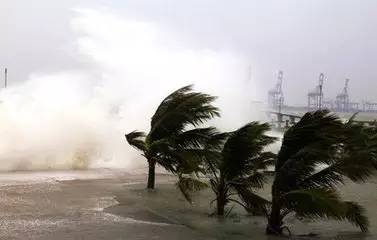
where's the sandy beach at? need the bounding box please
[0,170,376,240]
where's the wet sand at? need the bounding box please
[0,170,376,239]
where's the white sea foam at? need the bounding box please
[0,8,261,171]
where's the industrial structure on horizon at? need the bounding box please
[0,67,8,89]
[4,67,7,88]
[267,70,284,111]
[268,71,377,113]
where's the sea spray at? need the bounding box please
[0,8,264,171]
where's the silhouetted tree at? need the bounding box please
[178,122,276,216]
[125,85,219,189]
[267,110,377,235]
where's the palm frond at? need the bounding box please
[125,131,146,152]
[298,166,344,189]
[339,122,377,182]
[274,110,345,192]
[276,110,343,171]
[248,152,277,171]
[233,185,270,215]
[234,171,267,189]
[275,143,339,191]
[278,111,377,190]
[344,201,369,232]
[269,110,375,234]
[199,132,229,179]
[221,122,276,179]
[176,175,208,203]
[337,155,377,182]
[149,85,220,141]
[298,122,377,188]
[203,132,229,151]
[284,188,342,218]
[174,149,205,174]
[156,146,211,174]
[284,188,369,232]
[346,112,359,124]
[172,127,220,149]
[148,138,170,154]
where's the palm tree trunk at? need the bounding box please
[266,200,282,234]
[216,176,226,216]
[266,185,282,235]
[147,159,156,189]
[217,193,226,216]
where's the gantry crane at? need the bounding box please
[308,73,324,110]
[268,70,284,111]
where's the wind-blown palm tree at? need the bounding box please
[266,110,377,235]
[179,122,276,216]
[125,85,220,189]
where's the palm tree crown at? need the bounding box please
[125,85,220,189]
[267,110,377,235]
[180,122,276,215]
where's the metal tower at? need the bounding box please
[268,70,284,110]
[335,79,350,112]
[4,68,7,88]
[308,73,324,110]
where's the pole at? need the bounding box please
[4,68,7,88]
[319,85,322,110]
[318,73,324,110]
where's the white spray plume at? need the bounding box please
[0,8,264,171]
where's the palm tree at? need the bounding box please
[266,110,377,235]
[179,122,276,216]
[125,85,220,189]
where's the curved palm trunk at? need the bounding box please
[216,175,226,216]
[266,200,282,234]
[147,159,156,189]
[217,192,226,216]
[266,184,283,235]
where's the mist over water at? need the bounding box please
[0,8,267,171]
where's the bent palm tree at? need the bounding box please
[179,122,276,215]
[125,85,220,189]
[267,110,377,235]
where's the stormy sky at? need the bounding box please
[1,0,377,105]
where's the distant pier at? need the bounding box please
[267,109,377,131]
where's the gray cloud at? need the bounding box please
[1,0,376,104]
